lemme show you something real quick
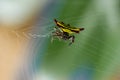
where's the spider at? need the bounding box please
[51,19,84,45]
[52,26,75,45]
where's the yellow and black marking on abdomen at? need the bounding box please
[54,19,84,34]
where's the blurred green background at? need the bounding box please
[35,0,120,80]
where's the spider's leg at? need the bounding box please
[51,31,57,43]
[72,35,75,43]
[68,35,75,45]
[53,26,58,31]
[51,30,63,42]
[51,34,59,43]
[51,36,54,43]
